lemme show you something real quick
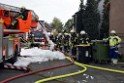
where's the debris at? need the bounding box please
[83,73,87,76]
[86,75,89,79]
[82,80,88,82]
[90,76,94,79]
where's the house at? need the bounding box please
[110,0,124,39]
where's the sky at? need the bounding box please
[0,0,81,23]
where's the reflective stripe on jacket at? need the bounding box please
[109,36,121,47]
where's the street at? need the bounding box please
[0,59,124,83]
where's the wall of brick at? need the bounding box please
[110,0,124,34]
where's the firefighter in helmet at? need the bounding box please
[70,29,78,55]
[109,30,122,65]
[28,32,35,48]
[78,30,90,44]
[63,32,70,52]
[49,33,55,43]
[55,33,63,51]
[8,6,29,28]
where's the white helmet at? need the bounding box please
[47,32,51,36]
[70,29,75,33]
[20,6,26,12]
[50,33,53,35]
[80,30,86,34]
[64,32,67,35]
[58,33,62,36]
[110,30,116,34]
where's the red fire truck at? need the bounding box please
[0,3,38,67]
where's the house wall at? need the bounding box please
[110,0,124,35]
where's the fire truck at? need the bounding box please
[0,3,38,66]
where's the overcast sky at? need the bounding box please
[0,0,81,23]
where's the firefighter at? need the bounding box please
[78,30,90,44]
[19,6,29,20]
[109,30,122,65]
[27,32,35,48]
[53,34,58,45]
[77,30,92,63]
[8,6,29,28]
[49,33,55,43]
[63,32,70,53]
[70,30,78,55]
[56,33,63,51]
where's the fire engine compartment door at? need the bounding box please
[8,39,14,58]
[0,24,3,63]
[3,38,14,59]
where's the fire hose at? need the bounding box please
[35,56,87,83]
[82,63,124,74]
[1,53,124,83]
[35,56,124,83]
[0,56,75,83]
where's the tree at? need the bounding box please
[51,17,63,33]
[101,0,110,38]
[64,19,73,32]
[74,1,86,33]
[83,0,100,39]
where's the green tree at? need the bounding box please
[64,19,73,32]
[83,0,100,39]
[75,0,86,33]
[51,17,63,33]
[101,0,110,38]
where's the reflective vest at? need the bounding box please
[109,36,121,47]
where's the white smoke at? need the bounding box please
[97,0,105,33]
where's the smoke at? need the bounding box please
[84,0,87,5]
[41,24,55,51]
[97,0,105,35]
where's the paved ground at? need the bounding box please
[30,59,124,83]
[0,59,124,83]
[0,69,61,83]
